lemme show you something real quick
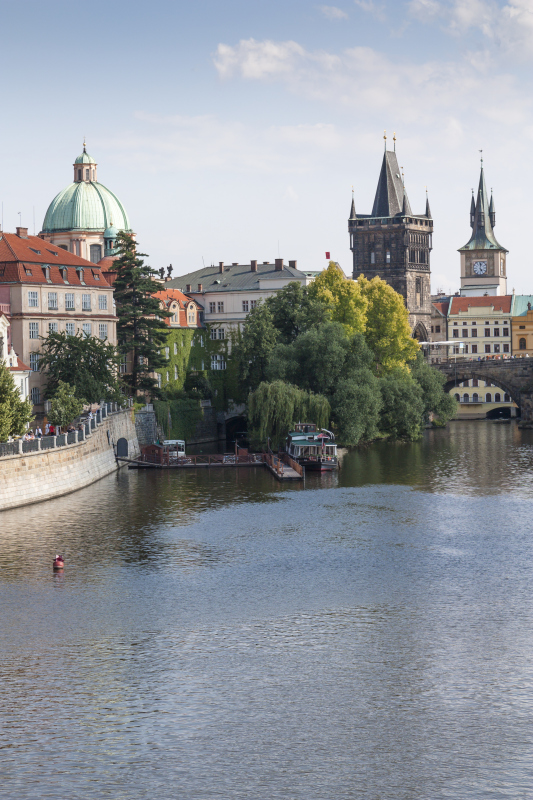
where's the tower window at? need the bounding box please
[90,245,102,263]
[370,251,375,264]
[386,250,391,264]
[85,169,89,180]
[77,169,82,181]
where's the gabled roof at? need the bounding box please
[0,232,110,287]
[152,287,203,327]
[371,150,412,217]
[167,262,306,294]
[432,301,449,317]
[459,165,507,252]
[449,295,512,315]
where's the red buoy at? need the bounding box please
[53,554,64,570]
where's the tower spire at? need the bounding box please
[383,130,387,152]
[425,187,431,219]
[349,187,356,220]
[489,189,496,228]
[470,189,475,228]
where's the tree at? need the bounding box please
[112,232,171,398]
[232,301,279,393]
[410,352,457,424]
[0,361,33,441]
[266,282,330,344]
[331,372,382,445]
[308,261,367,335]
[379,371,425,440]
[357,275,419,372]
[248,380,330,448]
[47,381,85,429]
[38,331,122,403]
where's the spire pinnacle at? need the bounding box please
[383,130,387,151]
[393,131,396,152]
[349,186,356,220]
[425,187,432,219]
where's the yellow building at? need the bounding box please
[511,295,533,357]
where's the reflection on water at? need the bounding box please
[1,421,533,799]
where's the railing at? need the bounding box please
[281,452,304,477]
[22,439,40,453]
[436,356,527,367]
[0,441,19,457]
[139,452,266,467]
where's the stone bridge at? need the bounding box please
[434,359,533,425]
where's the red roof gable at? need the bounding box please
[449,295,512,315]
[153,287,202,327]
[432,301,449,317]
[0,232,111,288]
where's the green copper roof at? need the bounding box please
[42,181,131,233]
[511,295,533,317]
[74,150,96,165]
[459,165,507,252]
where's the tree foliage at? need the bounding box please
[248,380,330,448]
[308,261,367,335]
[331,372,382,446]
[232,302,279,394]
[0,361,33,441]
[379,371,425,440]
[47,381,85,428]
[38,331,122,403]
[113,232,171,398]
[410,352,457,424]
[266,281,330,344]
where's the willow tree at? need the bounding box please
[248,380,330,448]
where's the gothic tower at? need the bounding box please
[348,142,432,340]
[459,159,508,296]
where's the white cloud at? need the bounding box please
[319,5,349,19]
[408,0,442,20]
[213,39,306,80]
[354,0,387,22]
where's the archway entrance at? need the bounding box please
[413,322,428,342]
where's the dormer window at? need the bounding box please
[29,247,41,255]
[76,268,85,285]
[42,265,51,282]
[61,268,69,283]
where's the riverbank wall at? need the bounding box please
[0,408,139,512]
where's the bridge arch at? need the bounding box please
[441,368,520,408]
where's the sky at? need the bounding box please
[1,0,533,293]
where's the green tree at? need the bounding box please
[0,361,33,441]
[332,372,382,445]
[379,371,425,440]
[232,302,279,393]
[410,352,457,424]
[248,380,330,448]
[309,261,368,335]
[47,381,85,428]
[112,232,171,398]
[266,282,330,344]
[357,275,419,372]
[38,331,122,403]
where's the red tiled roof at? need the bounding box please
[432,301,449,316]
[449,295,512,315]
[153,287,202,327]
[0,232,111,288]
[10,360,29,372]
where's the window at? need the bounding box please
[85,169,89,180]
[410,249,416,263]
[485,321,489,325]
[166,371,169,383]
[472,393,479,402]
[250,300,257,309]
[472,328,478,337]
[370,251,375,264]
[454,393,460,402]
[494,328,500,337]
[48,322,58,334]
[174,342,178,355]
[472,379,479,387]
[486,381,492,387]
[462,329,468,338]
[519,325,526,330]
[174,365,178,380]
[471,321,477,325]
[453,321,458,326]
[66,322,75,336]
[519,338,527,350]
[28,291,38,307]
[503,344,509,353]
[435,325,440,333]
[211,354,226,370]
[138,355,145,365]
[463,380,469,388]
[242,300,249,312]
[495,393,501,402]
[82,322,92,337]
[98,323,108,340]
[165,346,170,359]
[65,293,75,310]
[77,169,82,181]
[485,393,492,402]
[157,373,162,388]
[90,244,102,263]
[472,345,478,354]
[504,394,510,402]
[30,387,40,404]
[200,336,204,347]
[210,328,217,340]
[209,302,216,313]
[82,294,91,311]
[190,338,194,347]
[218,328,225,340]
[119,355,127,374]
[463,345,469,354]
[503,328,509,337]
[484,328,490,337]
[453,329,459,338]
[430,326,434,333]
[494,343,500,353]
[386,250,391,263]
[485,344,491,353]
[463,393,469,403]
[29,322,39,339]
[48,292,58,310]
[98,295,107,310]
[217,302,224,313]
[30,353,40,372]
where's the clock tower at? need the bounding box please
[459,159,508,296]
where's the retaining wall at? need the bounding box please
[0,408,139,511]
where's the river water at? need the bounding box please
[1,421,533,800]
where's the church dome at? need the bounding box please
[42,146,130,234]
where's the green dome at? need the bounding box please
[104,224,119,238]
[42,181,131,233]
[74,150,96,164]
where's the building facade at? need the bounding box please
[0,228,115,414]
[348,146,432,340]
[459,161,508,296]
[151,288,207,390]
[0,312,30,403]
[511,295,533,356]
[39,144,131,265]
[447,296,512,358]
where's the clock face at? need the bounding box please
[473,260,487,275]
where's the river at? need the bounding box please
[1,420,532,799]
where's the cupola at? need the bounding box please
[74,141,97,183]
[104,223,119,256]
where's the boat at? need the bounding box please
[285,423,338,472]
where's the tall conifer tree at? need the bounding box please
[112,232,171,398]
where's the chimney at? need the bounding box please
[275,258,283,271]
[288,260,297,269]
[232,262,238,266]
[198,283,203,292]
[186,284,192,292]
[251,260,257,272]
[16,227,28,239]
[219,262,224,273]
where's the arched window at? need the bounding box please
[495,393,501,402]
[463,393,469,403]
[504,393,510,402]
[472,393,479,402]
[454,393,460,402]
[519,338,526,350]
[77,169,82,181]
[485,393,492,402]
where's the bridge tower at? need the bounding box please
[459,158,508,296]
[348,137,432,341]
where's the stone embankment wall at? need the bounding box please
[0,409,139,512]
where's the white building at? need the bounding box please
[0,312,30,403]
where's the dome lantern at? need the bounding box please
[74,141,97,183]
[104,223,119,257]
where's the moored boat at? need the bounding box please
[285,423,338,471]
